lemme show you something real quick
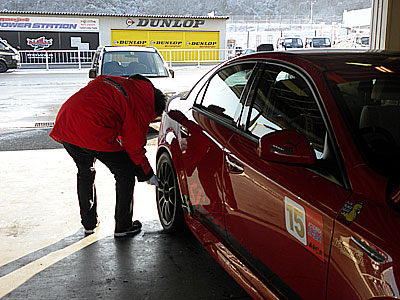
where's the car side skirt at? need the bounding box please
[184,214,281,300]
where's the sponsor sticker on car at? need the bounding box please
[284,195,325,261]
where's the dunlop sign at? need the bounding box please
[133,18,205,28]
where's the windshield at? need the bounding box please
[284,38,303,48]
[102,50,169,77]
[325,63,400,178]
[313,38,331,47]
[361,37,369,46]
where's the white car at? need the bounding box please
[89,46,177,98]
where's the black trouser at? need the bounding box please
[62,141,136,231]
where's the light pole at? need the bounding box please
[306,0,316,25]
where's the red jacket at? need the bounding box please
[50,75,156,181]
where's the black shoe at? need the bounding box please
[84,220,100,235]
[114,220,142,237]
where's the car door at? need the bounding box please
[222,63,352,299]
[180,62,257,237]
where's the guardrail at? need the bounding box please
[19,48,235,69]
[19,50,96,70]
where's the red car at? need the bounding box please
[155,50,400,300]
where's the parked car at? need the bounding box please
[242,48,256,55]
[0,38,20,72]
[277,37,303,50]
[305,37,332,48]
[355,36,370,48]
[228,46,245,59]
[89,46,177,98]
[256,44,274,52]
[156,50,400,299]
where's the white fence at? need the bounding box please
[19,49,234,69]
[19,50,96,69]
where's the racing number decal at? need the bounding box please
[284,195,325,262]
[285,197,307,246]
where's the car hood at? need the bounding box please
[148,77,178,95]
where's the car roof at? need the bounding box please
[234,50,400,71]
[101,46,157,53]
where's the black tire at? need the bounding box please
[0,61,7,73]
[156,152,186,233]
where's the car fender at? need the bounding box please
[157,130,190,212]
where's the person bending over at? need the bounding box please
[50,74,166,237]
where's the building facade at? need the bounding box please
[0,12,228,53]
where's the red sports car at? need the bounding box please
[156,50,400,300]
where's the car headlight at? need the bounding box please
[164,91,177,99]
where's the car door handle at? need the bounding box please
[180,126,191,138]
[351,236,386,264]
[226,155,244,174]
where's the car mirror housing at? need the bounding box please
[89,68,97,78]
[258,129,316,165]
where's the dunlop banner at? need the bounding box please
[111,29,219,62]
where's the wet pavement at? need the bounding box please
[0,67,251,299]
[0,146,251,299]
[0,66,215,131]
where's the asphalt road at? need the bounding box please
[0,66,252,300]
[0,66,214,151]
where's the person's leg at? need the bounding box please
[62,142,98,230]
[88,150,137,232]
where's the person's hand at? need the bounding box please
[146,174,160,187]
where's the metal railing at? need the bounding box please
[19,50,96,70]
[19,49,233,69]
[159,49,231,67]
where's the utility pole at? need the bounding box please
[306,0,316,24]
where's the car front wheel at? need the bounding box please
[0,62,8,73]
[156,152,185,233]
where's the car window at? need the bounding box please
[247,65,326,158]
[102,51,169,77]
[197,63,255,123]
[326,66,400,179]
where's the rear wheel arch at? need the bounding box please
[156,151,187,233]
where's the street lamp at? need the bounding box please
[306,0,316,24]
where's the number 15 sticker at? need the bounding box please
[285,196,307,246]
[284,195,325,262]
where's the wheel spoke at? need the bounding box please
[161,199,169,221]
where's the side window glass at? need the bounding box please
[247,65,326,159]
[199,63,255,123]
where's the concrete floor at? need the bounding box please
[0,144,251,299]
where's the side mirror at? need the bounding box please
[89,68,97,78]
[258,130,316,165]
[169,69,175,78]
